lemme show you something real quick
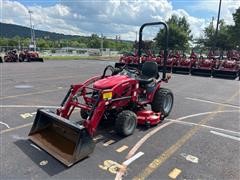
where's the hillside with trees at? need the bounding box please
[0,23,133,51]
[1,7,239,52]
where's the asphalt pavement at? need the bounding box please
[0,60,239,179]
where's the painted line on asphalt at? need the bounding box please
[176,110,240,121]
[115,122,173,180]
[133,90,239,180]
[0,122,33,135]
[166,113,240,135]
[126,122,173,159]
[3,75,76,85]
[93,135,104,141]
[103,140,115,146]
[186,97,240,109]
[123,152,144,166]
[0,106,81,134]
[0,121,10,129]
[116,145,128,153]
[0,105,60,108]
[210,130,240,142]
[0,88,66,100]
[168,168,182,179]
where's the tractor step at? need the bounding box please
[28,109,95,167]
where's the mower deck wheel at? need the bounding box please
[151,88,174,117]
[115,110,137,136]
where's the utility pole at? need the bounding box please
[101,33,104,56]
[28,10,36,51]
[32,25,36,51]
[214,0,222,50]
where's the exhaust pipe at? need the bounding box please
[28,109,95,167]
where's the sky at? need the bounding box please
[1,0,240,40]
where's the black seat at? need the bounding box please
[138,61,159,85]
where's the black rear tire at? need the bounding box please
[151,88,174,117]
[115,110,137,136]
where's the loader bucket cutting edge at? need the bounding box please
[28,109,95,167]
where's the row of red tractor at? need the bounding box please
[0,49,44,63]
[117,50,240,80]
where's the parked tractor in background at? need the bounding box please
[212,50,240,79]
[19,50,44,62]
[119,51,138,65]
[4,50,19,62]
[172,50,198,74]
[28,21,173,167]
[191,50,217,76]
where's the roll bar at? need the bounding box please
[138,22,169,80]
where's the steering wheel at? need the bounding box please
[124,66,140,75]
[101,65,116,78]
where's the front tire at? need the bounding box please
[151,88,174,117]
[115,110,137,136]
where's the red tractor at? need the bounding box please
[172,50,198,74]
[3,50,19,62]
[191,50,217,76]
[116,41,161,69]
[119,52,138,64]
[28,22,173,166]
[19,50,44,62]
[212,50,240,79]
[158,51,180,73]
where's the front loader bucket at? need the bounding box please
[191,68,212,77]
[28,109,95,167]
[212,70,238,79]
[172,67,190,74]
[29,58,44,62]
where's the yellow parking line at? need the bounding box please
[103,140,115,146]
[133,90,239,180]
[116,145,128,153]
[168,168,182,179]
[0,122,33,135]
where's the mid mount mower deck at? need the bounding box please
[28,21,174,167]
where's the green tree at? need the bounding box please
[155,15,193,50]
[229,7,240,49]
[87,34,101,48]
[199,19,233,50]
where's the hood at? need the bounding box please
[93,75,130,89]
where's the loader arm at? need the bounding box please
[57,76,101,119]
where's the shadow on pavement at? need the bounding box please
[15,139,67,176]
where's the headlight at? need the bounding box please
[102,91,112,100]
